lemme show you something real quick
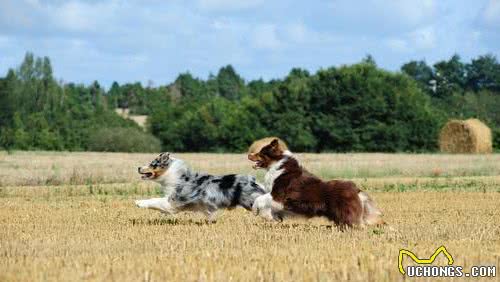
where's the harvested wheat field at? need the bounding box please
[1,151,500,281]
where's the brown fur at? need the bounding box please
[138,166,167,179]
[253,139,383,228]
[272,157,363,227]
[248,137,288,169]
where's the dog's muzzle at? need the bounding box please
[248,154,263,169]
[138,167,154,179]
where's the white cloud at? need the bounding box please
[389,0,436,26]
[482,0,500,26]
[53,2,98,32]
[284,22,336,46]
[472,30,481,41]
[385,38,409,52]
[328,0,436,34]
[251,24,283,50]
[0,0,126,35]
[51,1,102,32]
[0,0,498,87]
[286,23,307,43]
[384,25,436,53]
[0,35,11,48]
[0,0,40,30]
[212,19,228,30]
[211,18,239,30]
[410,26,436,49]
[198,0,264,12]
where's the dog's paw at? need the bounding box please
[259,210,276,221]
[273,212,284,222]
[135,200,148,208]
[252,206,260,216]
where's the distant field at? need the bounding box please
[1,151,499,186]
[1,152,499,281]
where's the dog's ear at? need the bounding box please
[159,152,171,165]
[270,139,279,149]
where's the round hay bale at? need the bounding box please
[439,119,492,154]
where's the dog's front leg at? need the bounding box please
[204,205,218,223]
[135,198,175,214]
[253,193,282,222]
[205,211,218,223]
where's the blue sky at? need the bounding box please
[1,0,499,88]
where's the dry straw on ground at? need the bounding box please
[1,187,499,282]
[439,118,492,154]
[1,152,500,281]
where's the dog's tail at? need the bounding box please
[358,191,385,226]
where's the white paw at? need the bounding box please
[135,200,148,208]
[257,208,275,221]
[205,218,217,224]
[252,202,261,215]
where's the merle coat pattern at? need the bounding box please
[136,153,266,222]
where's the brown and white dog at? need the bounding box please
[248,139,384,228]
[247,137,289,169]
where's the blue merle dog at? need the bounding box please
[135,152,267,222]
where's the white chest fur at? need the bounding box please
[157,159,188,198]
[264,158,285,191]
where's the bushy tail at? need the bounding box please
[358,191,385,226]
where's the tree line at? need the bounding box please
[0,53,160,152]
[0,52,498,152]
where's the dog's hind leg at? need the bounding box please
[358,191,385,225]
[358,191,385,226]
[135,198,176,214]
[204,204,218,223]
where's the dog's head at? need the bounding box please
[247,137,288,169]
[138,152,172,181]
[248,138,287,169]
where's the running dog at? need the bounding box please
[135,152,267,222]
[249,139,384,228]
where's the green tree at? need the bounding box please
[174,73,205,98]
[12,112,30,150]
[433,54,466,98]
[362,54,377,66]
[401,60,434,93]
[0,70,16,128]
[107,81,121,109]
[0,52,154,152]
[466,54,500,92]
[216,65,244,100]
[309,63,440,152]
[266,68,316,151]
